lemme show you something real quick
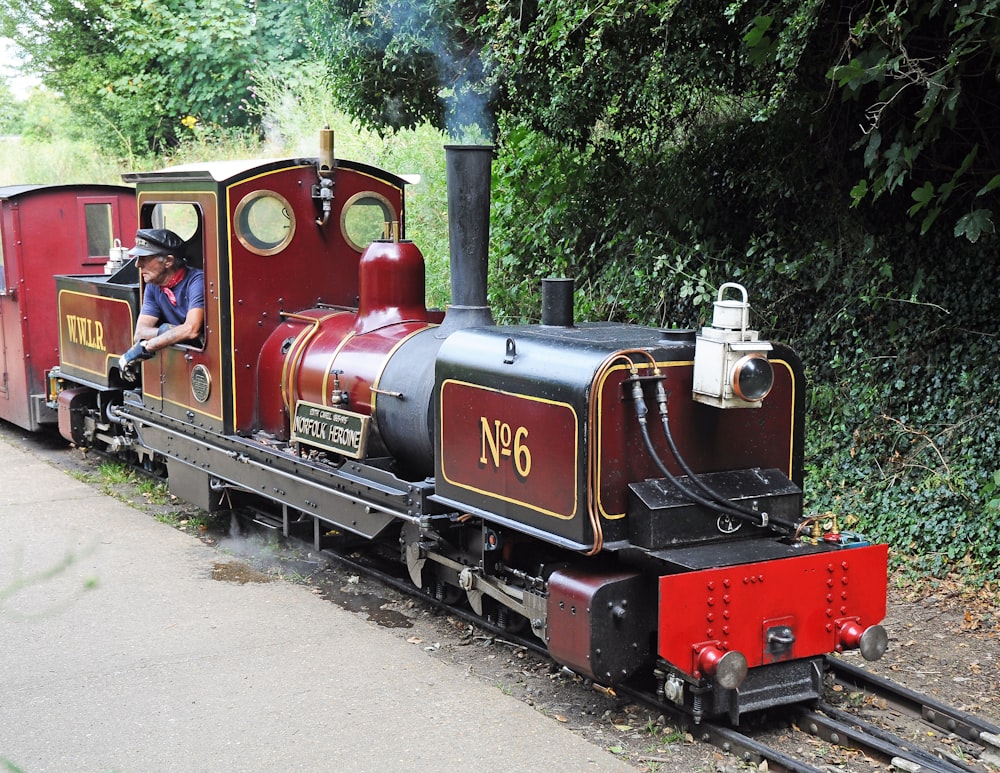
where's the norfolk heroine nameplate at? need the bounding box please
[292,400,370,459]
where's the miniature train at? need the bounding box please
[1,131,889,724]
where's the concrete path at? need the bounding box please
[0,432,634,773]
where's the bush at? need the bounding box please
[489,116,1000,584]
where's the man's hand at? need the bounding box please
[118,341,155,381]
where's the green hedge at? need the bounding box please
[488,121,1000,583]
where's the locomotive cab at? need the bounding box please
[118,147,410,440]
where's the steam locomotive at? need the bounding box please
[6,131,889,724]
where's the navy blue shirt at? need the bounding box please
[140,268,205,328]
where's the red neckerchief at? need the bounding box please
[161,266,186,306]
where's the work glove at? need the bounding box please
[118,341,155,381]
[157,323,174,337]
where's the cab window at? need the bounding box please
[146,202,203,269]
[234,190,295,256]
[341,192,397,252]
[140,201,205,350]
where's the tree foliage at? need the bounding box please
[1,0,309,155]
[823,1,1000,241]
[305,0,999,241]
[0,78,20,134]
[307,0,1000,579]
[488,1,756,150]
[305,0,490,137]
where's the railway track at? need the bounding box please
[613,655,1000,773]
[808,656,1000,771]
[237,509,1000,773]
[13,416,997,771]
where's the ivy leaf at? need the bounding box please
[977,175,1000,196]
[907,181,935,216]
[920,207,941,235]
[743,15,773,47]
[828,58,867,91]
[743,16,776,64]
[849,179,869,207]
[953,209,995,243]
[863,131,882,169]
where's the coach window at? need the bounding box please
[341,192,396,252]
[234,190,295,256]
[77,198,119,265]
[84,203,113,259]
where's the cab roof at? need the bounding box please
[121,157,410,189]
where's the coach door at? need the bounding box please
[136,194,224,432]
[0,203,21,415]
[0,217,9,402]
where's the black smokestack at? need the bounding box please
[440,145,495,333]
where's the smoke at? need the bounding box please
[380,0,495,142]
[439,76,493,144]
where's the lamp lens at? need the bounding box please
[733,355,774,402]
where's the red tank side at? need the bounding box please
[255,240,434,443]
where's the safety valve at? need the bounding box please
[692,283,773,409]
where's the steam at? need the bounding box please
[380,0,494,142]
[217,515,322,581]
[439,77,493,144]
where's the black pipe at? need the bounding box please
[629,379,774,530]
[440,145,495,333]
[541,277,575,327]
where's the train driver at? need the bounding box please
[118,228,205,379]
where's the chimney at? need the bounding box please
[438,145,495,333]
[541,277,575,327]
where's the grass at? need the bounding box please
[70,456,218,531]
[86,457,226,531]
[152,510,217,531]
[67,469,99,486]
[0,136,131,186]
[2,77,455,308]
[95,459,165,501]
[97,460,133,486]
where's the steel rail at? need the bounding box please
[825,655,1000,744]
[796,703,978,773]
[228,509,1000,773]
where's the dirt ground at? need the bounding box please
[11,428,1000,772]
[305,551,1000,772]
